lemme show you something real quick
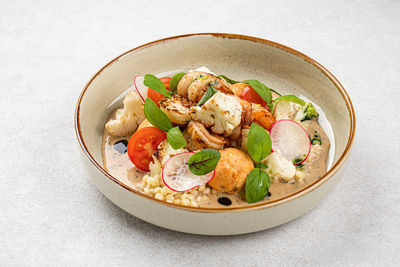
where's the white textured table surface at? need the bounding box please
[1,1,399,266]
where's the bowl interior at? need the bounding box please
[76,34,353,205]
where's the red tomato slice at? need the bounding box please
[147,77,171,106]
[240,86,268,107]
[127,127,166,172]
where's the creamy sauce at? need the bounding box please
[102,116,331,208]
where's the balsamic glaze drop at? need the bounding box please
[266,192,272,197]
[114,140,128,154]
[218,197,232,206]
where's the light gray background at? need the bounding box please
[1,0,399,266]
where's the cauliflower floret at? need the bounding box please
[149,156,162,177]
[191,92,242,135]
[262,151,296,182]
[273,100,302,121]
[154,140,187,166]
[105,90,145,136]
[274,100,319,122]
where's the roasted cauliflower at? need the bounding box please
[191,92,242,135]
[105,90,145,136]
[154,140,187,166]
[262,151,296,182]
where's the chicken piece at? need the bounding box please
[228,125,242,140]
[154,140,187,166]
[240,128,250,153]
[261,151,296,182]
[159,95,193,125]
[183,121,226,151]
[239,99,253,126]
[177,71,231,102]
[209,148,254,194]
[105,90,145,136]
[229,82,249,97]
[191,92,242,135]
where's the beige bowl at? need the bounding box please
[75,33,355,235]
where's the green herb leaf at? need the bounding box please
[197,86,218,106]
[243,79,272,104]
[144,74,172,98]
[144,98,172,132]
[311,138,322,145]
[270,88,282,96]
[292,157,304,165]
[268,102,274,112]
[245,168,270,203]
[247,123,272,162]
[188,149,221,176]
[218,75,240,84]
[167,127,187,149]
[170,72,186,94]
[273,95,305,106]
[255,162,268,169]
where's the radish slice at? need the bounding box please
[269,119,311,165]
[162,152,215,192]
[133,75,147,102]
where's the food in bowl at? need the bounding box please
[102,67,331,208]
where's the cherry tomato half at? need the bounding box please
[127,127,166,172]
[147,77,171,106]
[240,86,268,108]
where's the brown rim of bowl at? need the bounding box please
[74,33,356,213]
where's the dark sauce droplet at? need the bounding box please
[266,192,272,197]
[218,197,232,206]
[114,140,128,154]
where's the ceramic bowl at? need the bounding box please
[75,33,355,235]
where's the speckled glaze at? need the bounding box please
[75,33,355,235]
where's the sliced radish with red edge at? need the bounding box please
[133,75,147,102]
[269,119,311,165]
[162,152,215,192]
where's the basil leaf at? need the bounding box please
[218,75,240,84]
[188,149,221,176]
[292,157,304,165]
[270,88,281,96]
[197,86,218,106]
[167,127,187,149]
[170,72,186,94]
[243,79,272,104]
[245,168,270,203]
[273,95,305,106]
[144,74,172,98]
[255,162,268,169]
[247,123,271,162]
[144,98,172,132]
[268,103,274,113]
